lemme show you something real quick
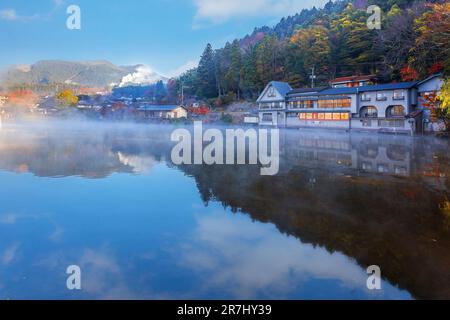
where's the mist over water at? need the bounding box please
[0,119,449,299]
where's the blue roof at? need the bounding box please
[416,73,443,86]
[358,82,417,92]
[287,87,328,97]
[270,81,292,97]
[318,87,358,95]
[137,105,182,111]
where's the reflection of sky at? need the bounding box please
[0,164,411,300]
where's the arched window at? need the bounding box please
[386,105,405,118]
[360,106,378,118]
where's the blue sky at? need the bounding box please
[0,0,329,77]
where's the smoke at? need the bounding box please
[119,65,166,87]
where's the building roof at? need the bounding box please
[137,105,184,112]
[288,87,328,96]
[357,81,417,92]
[256,81,292,103]
[416,73,443,86]
[269,81,292,97]
[331,75,376,84]
[319,87,358,95]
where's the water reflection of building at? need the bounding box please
[279,131,412,177]
[1,124,449,299]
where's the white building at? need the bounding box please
[256,81,292,127]
[257,74,444,134]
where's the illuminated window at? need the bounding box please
[360,106,378,118]
[340,113,349,120]
[318,98,351,108]
[386,105,405,117]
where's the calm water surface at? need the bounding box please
[0,121,449,300]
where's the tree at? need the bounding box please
[255,35,285,87]
[375,3,424,81]
[154,80,167,103]
[330,3,378,76]
[437,79,450,130]
[196,43,217,99]
[226,40,243,99]
[413,3,450,77]
[400,65,419,82]
[288,25,331,86]
[56,89,78,107]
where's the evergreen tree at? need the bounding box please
[196,43,217,99]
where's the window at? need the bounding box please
[317,98,351,109]
[298,112,349,121]
[361,93,371,101]
[386,105,405,118]
[262,113,273,122]
[290,100,314,109]
[268,87,276,97]
[360,106,378,118]
[393,90,405,100]
[376,92,387,101]
[259,102,283,109]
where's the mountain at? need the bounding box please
[0,60,167,88]
[181,0,448,101]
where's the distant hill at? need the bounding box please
[0,60,167,88]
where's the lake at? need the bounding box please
[0,121,449,300]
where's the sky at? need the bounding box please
[0,0,330,77]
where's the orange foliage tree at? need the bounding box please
[414,3,450,76]
[6,90,38,108]
[400,65,419,82]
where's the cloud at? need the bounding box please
[0,9,18,20]
[53,0,65,6]
[1,243,20,265]
[193,0,330,24]
[0,8,39,21]
[177,212,411,299]
[167,59,199,78]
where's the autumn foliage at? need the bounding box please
[5,90,38,108]
[400,65,419,82]
[56,89,78,107]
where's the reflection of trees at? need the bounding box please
[0,130,131,178]
[1,125,449,299]
[180,163,450,299]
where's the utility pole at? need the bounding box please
[181,84,184,106]
[181,84,190,106]
[310,66,317,88]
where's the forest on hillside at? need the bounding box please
[176,0,449,103]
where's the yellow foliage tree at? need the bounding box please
[56,89,78,107]
[437,79,450,129]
